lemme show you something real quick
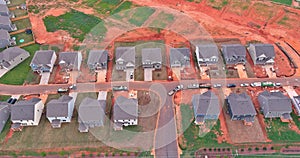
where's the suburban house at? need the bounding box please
[115,47,135,70]
[78,97,106,132]
[87,50,108,71]
[0,16,16,31]
[46,95,74,128]
[221,44,247,65]
[0,102,10,133]
[142,48,162,69]
[258,91,292,121]
[11,98,44,131]
[0,0,10,5]
[227,93,257,125]
[195,44,219,66]
[0,4,14,17]
[192,91,220,125]
[170,48,190,68]
[293,96,300,116]
[248,43,275,65]
[113,96,138,130]
[30,50,57,73]
[0,29,14,48]
[0,47,30,70]
[58,52,82,71]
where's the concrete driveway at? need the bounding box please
[199,66,210,79]
[144,68,153,81]
[235,64,248,78]
[126,69,134,82]
[171,68,181,79]
[39,72,51,85]
[0,69,9,78]
[263,65,276,78]
[96,70,107,82]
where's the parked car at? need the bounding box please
[250,82,261,87]
[168,89,176,96]
[130,72,134,79]
[113,86,128,91]
[199,83,212,89]
[57,88,69,93]
[187,83,199,89]
[240,83,249,87]
[275,82,281,86]
[227,84,236,88]
[213,84,222,88]
[69,84,77,90]
[174,85,184,92]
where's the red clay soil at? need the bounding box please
[217,110,231,144]
[4,129,14,143]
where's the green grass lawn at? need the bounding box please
[149,11,175,28]
[128,7,156,26]
[110,1,133,15]
[272,0,292,5]
[0,44,40,85]
[11,32,34,46]
[14,18,32,30]
[94,0,122,14]
[43,10,102,41]
[7,0,25,7]
[0,95,11,101]
[12,9,28,17]
[265,118,300,143]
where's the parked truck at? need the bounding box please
[261,81,275,87]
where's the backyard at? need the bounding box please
[0,44,40,85]
[11,32,34,46]
[14,18,32,30]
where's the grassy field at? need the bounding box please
[110,1,133,15]
[149,11,175,28]
[11,32,34,46]
[43,10,102,41]
[0,95,11,101]
[0,44,40,85]
[14,18,32,30]
[272,0,292,5]
[12,9,28,17]
[207,0,229,10]
[265,118,300,143]
[7,0,24,7]
[128,7,155,26]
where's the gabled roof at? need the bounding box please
[0,47,29,61]
[249,43,275,58]
[115,47,135,64]
[11,98,41,121]
[0,101,10,111]
[87,50,108,65]
[59,52,79,64]
[31,50,55,65]
[192,90,220,116]
[170,47,190,66]
[113,96,138,121]
[258,91,292,112]
[222,44,246,58]
[78,97,106,122]
[0,4,9,13]
[227,93,256,116]
[46,95,73,118]
[196,44,219,58]
[142,48,162,63]
[0,29,9,40]
[0,16,10,25]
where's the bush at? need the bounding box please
[263,147,267,151]
[241,149,244,152]
[41,152,46,157]
[248,148,252,151]
[271,146,274,150]
[255,147,259,151]
[203,148,207,151]
[214,148,216,151]
[209,148,212,151]
[227,148,230,151]
[218,148,221,151]
[222,148,225,151]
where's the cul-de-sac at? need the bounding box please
[1,0,300,157]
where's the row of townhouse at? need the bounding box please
[0,2,16,48]
[192,90,293,126]
[0,92,139,133]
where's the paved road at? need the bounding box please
[1,77,300,158]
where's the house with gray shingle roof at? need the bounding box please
[142,48,162,69]
[170,48,191,68]
[192,91,220,125]
[58,52,82,71]
[227,93,256,125]
[0,16,16,31]
[258,91,292,121]
[78,97,106,132]
[46,95,74,128]
[195,44,219,66]
[0,4,14,17]
[221,44,247,65]
[248,43,275,65]
[0,0,10,5]
[87,50,108,71]
[30,50,57,73]
[0,29,14,48]
[0,47,30,70]
[115,47,135,70]
[0,102,10,133]
[293,96,300,116]
[11,98,44,131]
[113,96,138,130]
